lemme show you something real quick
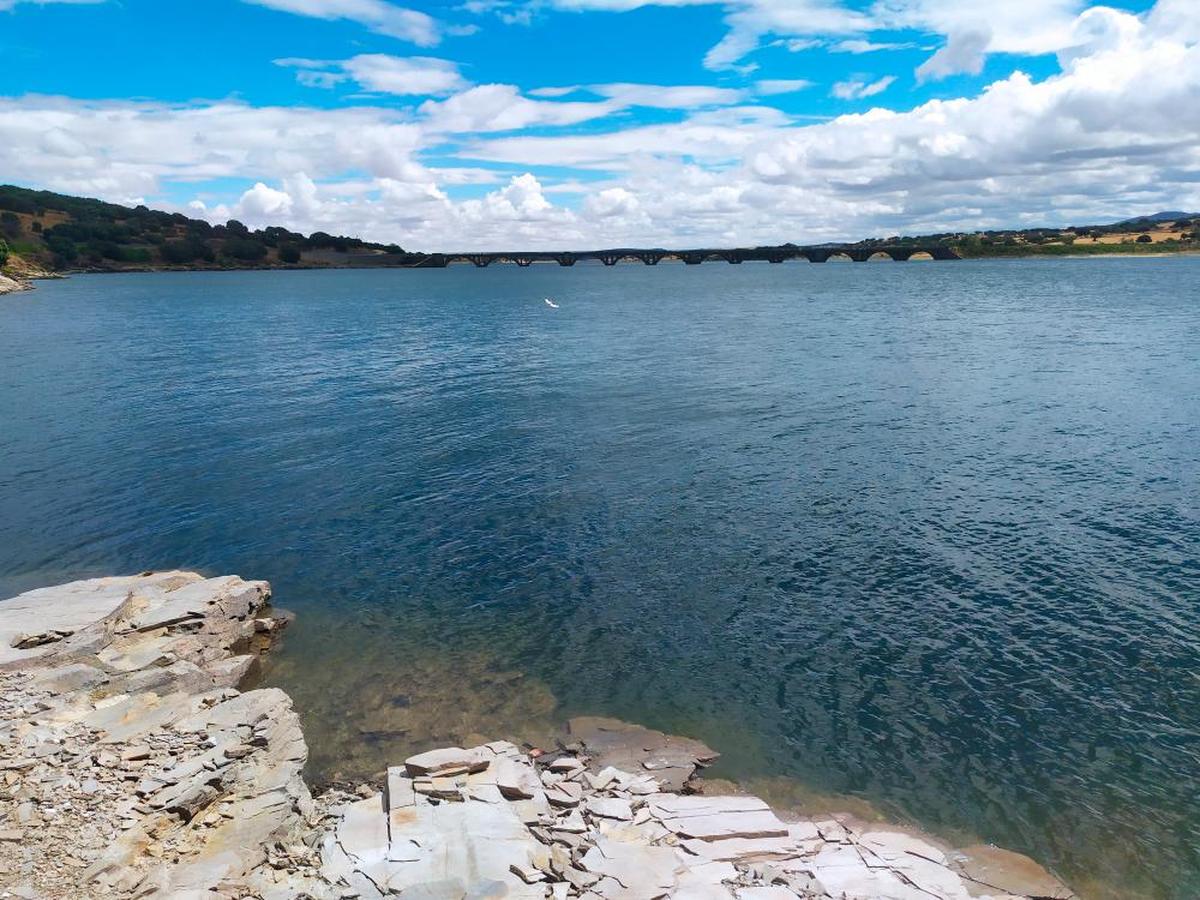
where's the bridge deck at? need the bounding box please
[409,244,959,268]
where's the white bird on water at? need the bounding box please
[544,298,560,309]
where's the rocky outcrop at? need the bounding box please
[0,574,1075,899]
[0,572,310,899]
[317,734,1074,900]
[0,273,32,295]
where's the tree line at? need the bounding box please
[0,185,410,271]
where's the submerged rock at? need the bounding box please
[566,716,720,792]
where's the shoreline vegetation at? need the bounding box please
[0,571,1076,899]
[1,184,1197,291]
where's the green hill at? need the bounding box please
[0,184,415,273]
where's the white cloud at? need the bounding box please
[0,0,103,9]
[833,39,916,54]
[278,55,469,95]
[754,79,815,95]
[589,83,746,108]
[418,84,618,132]
[528,86,580,98]
[541,0,1090,75]
[530,83,748,108]
[915,29,989,80]
[241,0,440,45]
[2,1,1199,252]
[831,75,896,99]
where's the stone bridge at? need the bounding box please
[410,244,959,268]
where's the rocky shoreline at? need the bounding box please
[0,573,1074,899]
[0,274,32,295]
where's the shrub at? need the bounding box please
[0,237,8,268]
[160,239,215,264]
[222,238,268,262]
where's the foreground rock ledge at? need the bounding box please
[0,574,1075,900]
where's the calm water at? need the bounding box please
[1,261,1197,897]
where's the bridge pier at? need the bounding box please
[556,255,576,267]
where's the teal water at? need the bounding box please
[0,261,1197,897]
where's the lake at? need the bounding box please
[0,259,1196,898]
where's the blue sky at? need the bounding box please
[1,0,1196,249]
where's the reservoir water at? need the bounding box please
[0,260,1197,898]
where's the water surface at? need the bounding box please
[1,261,1197,898]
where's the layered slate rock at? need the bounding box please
[0,572,313,899]
[312,738,1074,900]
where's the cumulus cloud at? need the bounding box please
[2,1,1199,252]
[541,0,1089,75]
[241,0,440,45]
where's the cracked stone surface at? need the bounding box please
[0,573,1076,899]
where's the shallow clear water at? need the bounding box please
[1,261,1197,898]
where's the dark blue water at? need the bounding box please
[1,261,1197,898]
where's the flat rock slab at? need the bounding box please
[649,795,790,843]
[568,716,719,792]
[0,571,200,666]
[404,746,490,777]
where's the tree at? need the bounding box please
[0,237,8,268]
[278,243,302,264]
[221,238,268,262]
[1136,233,1153,243]
[160,238,215,264]
[0,211,20,239]
[46,235,78,265]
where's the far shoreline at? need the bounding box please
[7,246,1200,288]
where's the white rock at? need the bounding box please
[586,797,633,821]
[403,747,489,777]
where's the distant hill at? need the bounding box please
[1113,211,1199,226]
[1,183,1197,274]
[0,184,417,273]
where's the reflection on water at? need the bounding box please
[1,262,1198,899]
